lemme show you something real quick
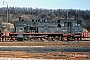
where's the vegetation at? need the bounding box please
[0,7,90,31]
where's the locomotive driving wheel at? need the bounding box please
[53,36,57,41]
[48,36,53,41]
[10,35,16,42]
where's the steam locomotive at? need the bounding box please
[9,17,82,41]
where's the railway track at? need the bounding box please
[0,41,90,46]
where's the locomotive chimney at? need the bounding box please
[19,17,21,21]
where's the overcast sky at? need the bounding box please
[0,0,90,10]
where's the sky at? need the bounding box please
[0,0,90,10]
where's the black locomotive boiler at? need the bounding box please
[9,17,82,41]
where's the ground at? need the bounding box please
[0,41,90,60]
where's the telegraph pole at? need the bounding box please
[3,1,8,23]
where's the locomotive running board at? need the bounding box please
[9,32,62,35]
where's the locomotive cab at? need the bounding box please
[60,20,82,33]
[60,20,73,33]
